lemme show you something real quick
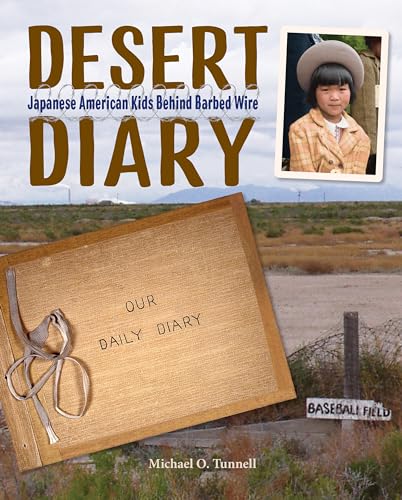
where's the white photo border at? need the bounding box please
[275,26,389,183]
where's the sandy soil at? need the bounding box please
[265,272,402,355]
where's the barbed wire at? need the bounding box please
[28,83,261,122]
[284,316,402,411]
[289,317,402,365]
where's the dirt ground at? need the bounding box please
[266,272,402,355]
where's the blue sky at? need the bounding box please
[1,0,402,203]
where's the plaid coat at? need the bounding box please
[289,108,370,174]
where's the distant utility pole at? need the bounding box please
[323,192,326,202]
[297,190,301,203]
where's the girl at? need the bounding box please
[289,40,370,174]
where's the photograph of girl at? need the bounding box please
[289,40,370,175]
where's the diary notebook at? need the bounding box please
[0,193,295,471]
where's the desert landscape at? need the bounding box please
[1,201,401,352]
[267,272,402,354]
[0,201,401,498]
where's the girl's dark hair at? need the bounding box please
[306,63,356,106]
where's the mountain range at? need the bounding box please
[155,184,402,203]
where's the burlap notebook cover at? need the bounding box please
[0,193,295,471]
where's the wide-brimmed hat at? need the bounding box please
[296,40,364,91]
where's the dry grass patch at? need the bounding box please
[256,221,402,272]
[2,203,402,273]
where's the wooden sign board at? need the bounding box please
[306,398,392,421]
[0,194,295,471]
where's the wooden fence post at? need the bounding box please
[344,311,360,399]
[343,311,360,433]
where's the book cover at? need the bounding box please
[0,1,401,497]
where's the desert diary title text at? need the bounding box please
[28,25,268,188]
